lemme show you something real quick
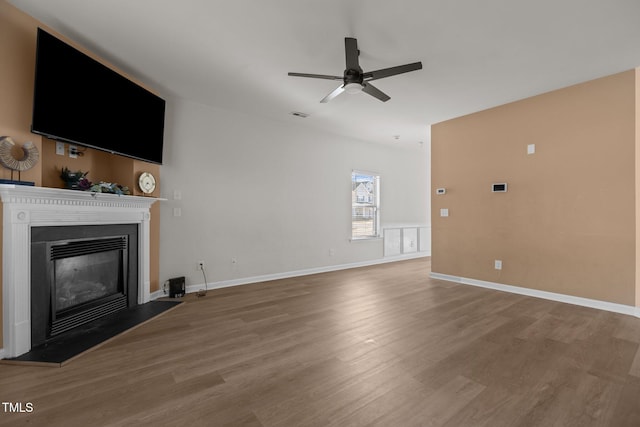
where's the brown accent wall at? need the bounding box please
[0,1,42,185]
[636,68,640,308]
[432,71,636,306]
[0,0,162,347]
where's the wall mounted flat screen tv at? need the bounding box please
[31,28,166,164]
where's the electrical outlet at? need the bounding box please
[494,260,502,270]
[197,260,205,271]
[55,141,65,156]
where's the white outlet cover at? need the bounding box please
[494,260,502,270]
[55,141,65,156]
[440,208,449,217]
[527,144,535,154]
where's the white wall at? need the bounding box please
[159,98,429,289]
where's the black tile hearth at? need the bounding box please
[4,300,181,366]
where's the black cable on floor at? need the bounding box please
[197,263,208,297]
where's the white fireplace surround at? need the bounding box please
[0,184,160,358]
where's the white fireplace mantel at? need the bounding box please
[0,184,161,358]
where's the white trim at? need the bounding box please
[172,252,430,297]
[350,236,383,242]
[150,289,167,301]
[0,184,161,358]
[430,272,640,318]
[383,223,430,229]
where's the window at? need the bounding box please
[351,171,380,239]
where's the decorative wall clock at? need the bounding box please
[138,172,156,194]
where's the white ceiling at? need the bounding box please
[9,0,640,147]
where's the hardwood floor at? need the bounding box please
[1,258,639,426]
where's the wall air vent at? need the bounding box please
[492,183,507,193]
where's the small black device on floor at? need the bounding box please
[164,276,186,298]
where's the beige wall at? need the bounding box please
[0,1,162,348]
[0,0,42,184]
[636,68,640,308]
[432,70,636,306]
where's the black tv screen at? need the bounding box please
[31,28,166,164]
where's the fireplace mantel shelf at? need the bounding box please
[1,184,161,358]
[0,184,165,207]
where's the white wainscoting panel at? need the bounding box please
[419,227,430,253]
[402,228,418,254]
[383,228,402,256]
[384,225,430,257]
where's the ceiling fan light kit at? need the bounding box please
[344,82,362,94]
[288,37,422,103]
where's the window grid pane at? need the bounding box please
[351,172,379,239]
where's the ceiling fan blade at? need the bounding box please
[345,37,361,71]
[363,62,422,81]
[362,82,390,102]
[288,72,342,80]
[320,85,345,103]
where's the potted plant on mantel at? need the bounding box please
[59,167,130,195]
[60,167,91,190]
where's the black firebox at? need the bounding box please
[31,224,138,348]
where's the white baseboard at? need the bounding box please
[152,252,430,299]
[150,289,167,300]
[430,272,640,318]
[1,253,430,358]
[0,348,6,359]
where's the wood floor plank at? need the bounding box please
[1,258,640,426]
[630,347,640,378]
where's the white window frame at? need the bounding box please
[351,170,380,240]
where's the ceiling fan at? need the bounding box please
[288,37,422,103]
